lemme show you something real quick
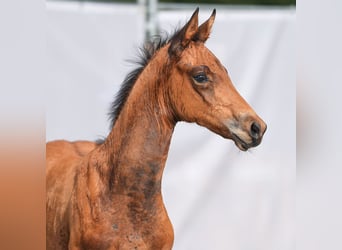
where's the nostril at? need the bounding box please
[250,122,261,139]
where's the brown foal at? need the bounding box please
[46,9,267,250]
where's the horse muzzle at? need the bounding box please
[226,117,267,151]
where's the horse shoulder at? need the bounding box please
[46,140,97,249]
[46,139,98,199]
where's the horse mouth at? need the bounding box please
[231,133,259,151]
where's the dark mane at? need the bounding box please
[108,31,178,128]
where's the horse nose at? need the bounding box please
[249,121,266,140]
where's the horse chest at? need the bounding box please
[73,200,173,250]
[78,223,173,250]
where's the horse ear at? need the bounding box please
[182,8,199,45]
[169,8,199,57]
[194,9,216,43]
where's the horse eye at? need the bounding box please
[193,73,208,83]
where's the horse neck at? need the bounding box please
[99,46,175,196]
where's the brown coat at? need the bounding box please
[46,9,266,249]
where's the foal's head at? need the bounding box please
[166,9,267,151]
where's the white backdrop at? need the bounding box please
[47,2,295,249]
